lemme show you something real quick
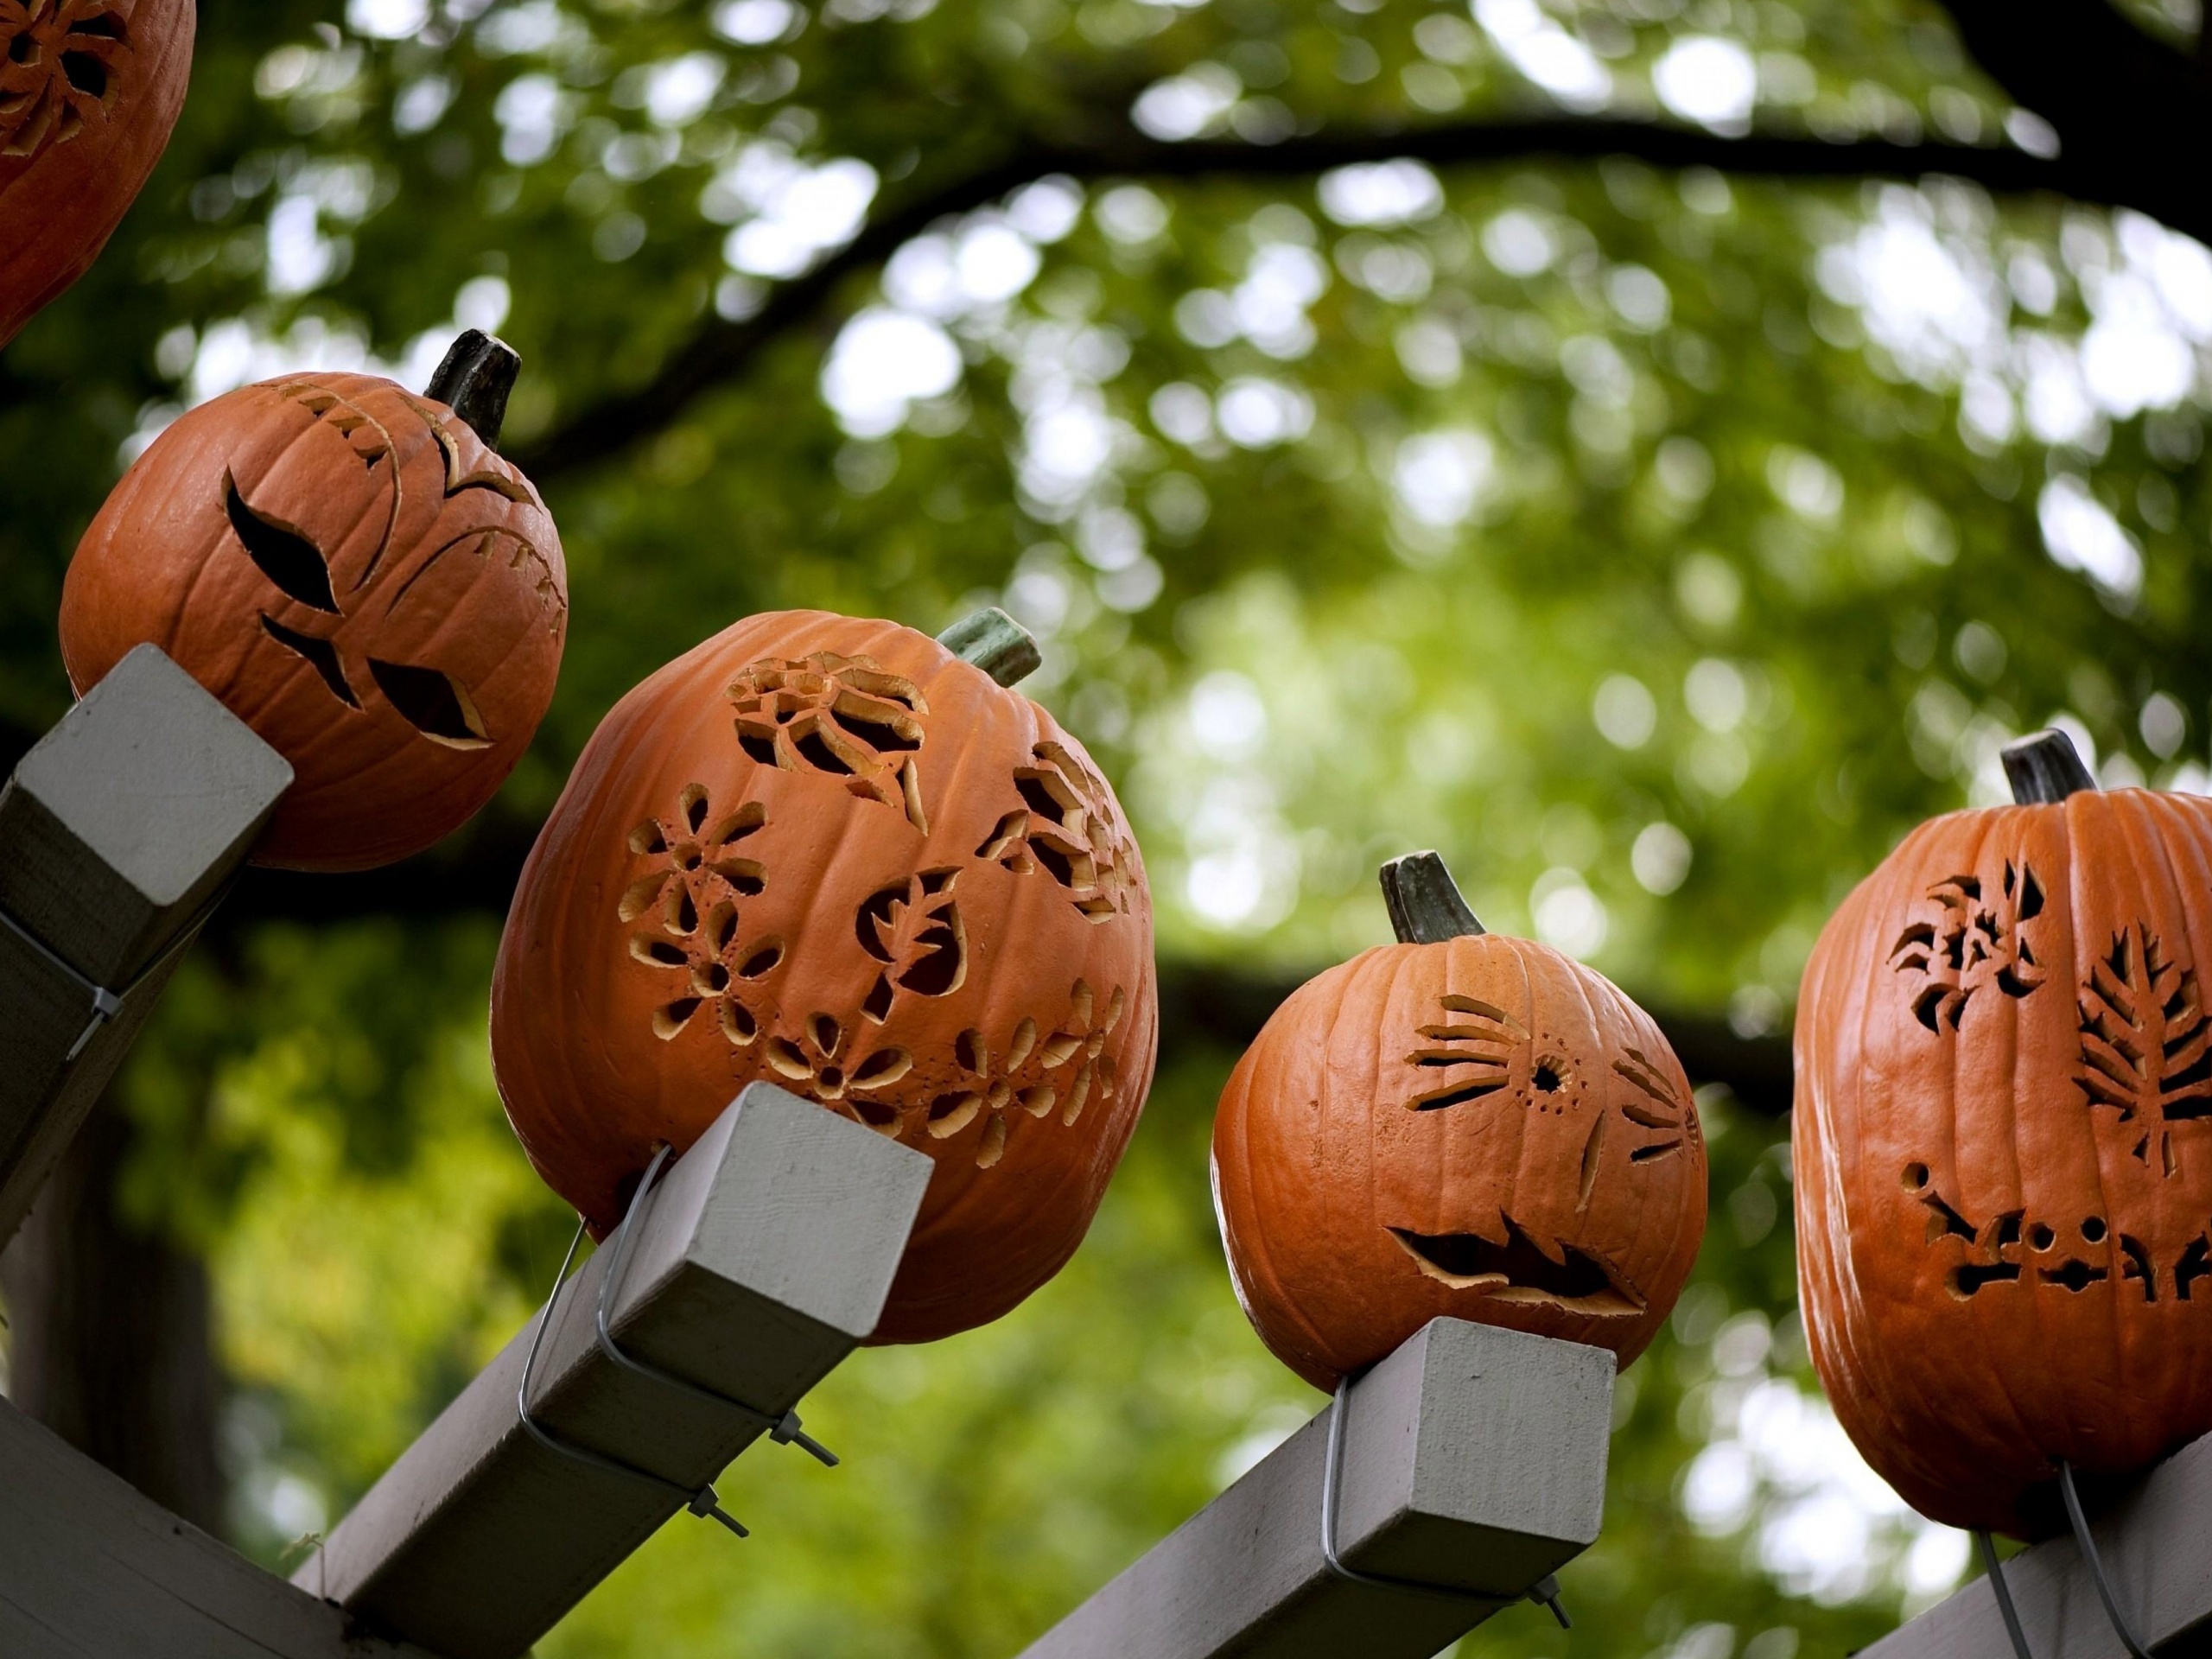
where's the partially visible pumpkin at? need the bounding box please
[1797,730,2212,1536]
[1212,852,1707,1392]
[1,0,194,346]
[58,336,567,872]
[490,607,1158,1345]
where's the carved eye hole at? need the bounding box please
[226,474,340,613]
[367,659,492,750]
[261,615,359,709]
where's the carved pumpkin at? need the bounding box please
[58,337,567,873]
[1,0,194,346]
[489,607,1158,1344]
[1212,853,1707,1391]
[1796,730,2212,1536]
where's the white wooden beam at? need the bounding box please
[0,1395,434,1659]
[293,1084,931,1659]
[0,645,290,1245]
[1018,1319,1617,1659]
[1864,1433,2212,1658]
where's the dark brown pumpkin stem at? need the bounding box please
[1380,851,1485,944]
[427,329,521,452]
[2002,729,2097,804]
[938,607,1041,687]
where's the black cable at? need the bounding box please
[1974,1529,2034,1659]
[2057,1461,2153,1659]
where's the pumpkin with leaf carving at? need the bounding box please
[1,0,196,346]
[1213,853,1707,1391]
[1797,731,2212,1536]
[490,607,1158,1344]
[58,346,567,872]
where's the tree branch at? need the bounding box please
[514,118,2081,484]
[1929,0,2212,239]
[207,835,1794,1114]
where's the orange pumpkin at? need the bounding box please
[1,0,194,346]
[1212,853,1707,1391]
[58,336,567,872]
[489,607,1158,1344]
[1796,730,2212,1536]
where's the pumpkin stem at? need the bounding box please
[938,607,1041,688]
[1380,851,1485,944]
[427,329,521,452]
[2002,729,2097,804]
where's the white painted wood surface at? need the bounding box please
[1864,1433,2212,1659]
[1017,1319,1616,1659]
[0,644,290,1245]
[292,1084,931,1659]
[0,1395,433,1659]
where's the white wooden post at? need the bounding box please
[0,644,291,1244]
[292,1084,931,1659]
[1018,1319,1616,1659]
[0,1395,435,1659]
[1863,1433,2212,1658]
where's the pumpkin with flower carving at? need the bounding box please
[1,0,195,346]
[491,607,1158,1344]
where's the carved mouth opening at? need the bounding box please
[1387,1220,1644,1315]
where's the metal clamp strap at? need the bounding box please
[0,876,233,1063]
[515,1121,840,1541]
[1974,1459,2154,1659]
[1320,1375,1572,1630]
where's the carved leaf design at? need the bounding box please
[728,652,929,831]
[2077,921,2212,1175]
[977,742,1138,923]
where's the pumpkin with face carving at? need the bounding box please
[1211,854,1707,1391]
[1797,731,2212,1537]
[490,607,1158,1344]
[1,0,195,346]
[58,365,567,872]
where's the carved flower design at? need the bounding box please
[0,1,126,161]
[618,784,778,1040]
[728,652,929,831]
[760,1011,915,1136]
[925,979,1128,1168]
[973,741,1139,923]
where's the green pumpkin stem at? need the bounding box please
[427,329,520,452]
[938,607,1041,688]
[1380,851,1485,944]
[2001,729,2096,804]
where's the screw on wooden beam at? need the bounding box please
[938,607,1042,688]
[2001,729,2097,804]
[295,1084,930,1659]
[426,330,521,452]
[1380,852,1485,945]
